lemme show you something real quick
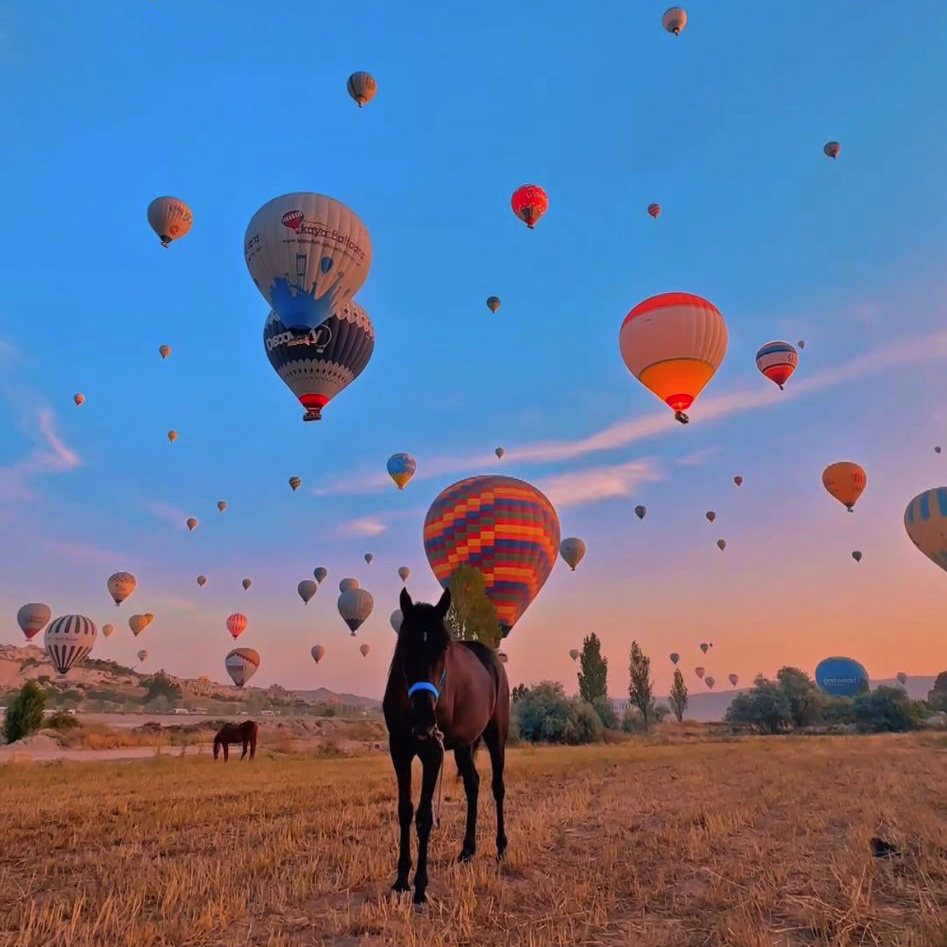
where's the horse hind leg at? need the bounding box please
[483,721,508,860]
[454,744,480,862]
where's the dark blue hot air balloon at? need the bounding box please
[815,656,869,697]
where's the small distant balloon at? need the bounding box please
[128,614,152,636]
[44,615,96,674]
[559,537,587,571]
[339,587,374,634]
[705,676,716,690]
[390,609,403,633]
[217,501,227,512]
[569,648,580,661]
[339,577,359,593]
[700,643,709,654]
[225,647,260,688]
[797,340,806,349]
[17,603,51,641]
[311,645,326,664]
[486,296,501,313]
[107,572,137,606]
[669,652,680,665]
[495,447,505,459]
[289,476,302,492]
[167,430,177,443]
[197,575,207,587]
[511,184,548,229]
[313,567,328,584]
[364,553,374,565]
[73,393,85,406]
[695,666,705,679]
[756,341,798,390]
[705,511,716,523]
[186,517,198,531]
[159,345,171,359]
[226,613,248,639]
[102,623,115,638]
[359,643,371,657]
[647,203,661,219]
[147,196,193,247]
[717,539,727,551]
[728,673,739,687]
[824,141,841,159]
[387,453,416,490]
[936,446,942,454]
[347,71,377,107]
[662,6,687,34]
[851,550,862,562]
[896,671,907,685]
[634,505,647,520]
[398,566,410,582]
[137,649,149,663]
[242,578,252,590]
[298,579,318,604]
[733,476,743,487]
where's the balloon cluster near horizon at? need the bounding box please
[423,475,561,636]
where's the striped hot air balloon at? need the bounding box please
[904,487,947,573]
[423,475,561,637]
[44,614,97,675]
[226,613,248,639]
[619,292,728,423]
[755,341,798,390]
[225,648,260,688]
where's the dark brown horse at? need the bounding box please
[383,587,510,904]
[213,720,258,761]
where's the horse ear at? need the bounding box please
[435,587,451,619]
[399,587,413,614]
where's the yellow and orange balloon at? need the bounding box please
[822,462,867,512]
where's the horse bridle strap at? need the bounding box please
[408,669,447,703]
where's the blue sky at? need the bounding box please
[2,1,947,696]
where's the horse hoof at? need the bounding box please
[458,849,474,863]
[413,891,428,906]
[391,880,410,894]
[496,848,507,863]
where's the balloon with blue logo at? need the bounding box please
[904,487,947,574]
[245,192,372,332]
[387,453,417,490]
[815,656,869,697]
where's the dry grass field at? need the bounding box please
[1,733,945,947]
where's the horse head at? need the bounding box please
[397,587,451,741]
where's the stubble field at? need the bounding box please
[1,732,945,947]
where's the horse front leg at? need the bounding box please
[390,744,413,893]
[454,744,479,862]
[240,739,248,761]
[223,743,229,762]
[413,738,444,904]
[484,722,507,860]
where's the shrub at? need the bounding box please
[3,681,47,744]
[591,696,618,729]
[513,682,606,744]
[725,677,792,734]
[853,686,920,733]
[823,696,855,724]
[565,702,604,744]
[46,709,80,731]
[776,667,827,727]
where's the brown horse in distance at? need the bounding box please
[383,587,510,905]
[213,720,258,761]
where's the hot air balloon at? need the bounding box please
[313,567,327,584]
[706,511,716,523]
[824,141,841,159]
[695,666,705,679]
[569,649,580,661]
[495,447,505,459]
[851,550,862,562]
[242,578,252,591]
[226,647,260,688]
[815,656,868,697]
[904,488,947,573]
[733,476,743,487]
[263,302,374,421]
[424,475,560,637]
[159,344,171,359]
[339,577,359,593]
[347,71,377,107]
[17,603,50,641]
[634,505,647,520]
[102,623,114,638]
[311,645,326,664]
[669,652,679,665]
[700,642,709,654]
[398,566,410,582]
[756,341,798,390]
[197,575,207,587]
[107,572,136,606]
[128,614,152,636]
[619,293,727,423]
[704,676,716,690]
[226,613,248,639]
[298,579,318,604]
[44,615,96,674]
[390,609,403,633]
[936,446,942,454]
[245,193,372,332]
[559,537,586,571]
[822,462,867,512]
[73,393,84,406]
[338,587,373,635]
[387,453,416,490]
[717,539,727,551]
[511,185,548,229]
[647,203,661,219]
[359,643,371,658]
[896,671,907,685]
[364,553,374,565]
[486,296,501,313]
[289,476,302,491]
[137,649,149,663]
[186,517,198,531]
[662,6,687,34]
[798,340,806,350]
[728,673,739,687]
[217,501,227,512]
[147,196,193,247]
[167,430,177,443]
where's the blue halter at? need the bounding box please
[408,669,447,703]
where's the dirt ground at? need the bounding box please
[0,733,944,947]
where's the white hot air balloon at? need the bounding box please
[147,196,193,248]
[107,571,137,606]
[225,648,260,688]
[245,193,373,332]
[44,614,96,675]
[390,609,404,633]
[17,603,51,641]
[298,579,318,604]
[338,588,373,635]
[559,537,587,571]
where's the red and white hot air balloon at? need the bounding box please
[511,185,548,229]
[226,613,248,639]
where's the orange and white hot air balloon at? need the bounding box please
[147,196,193,248]
[755,341,798,390]
[511,185,548,229]
[226,613,248,639]
[822,462,867,512]
[619,292,728,423]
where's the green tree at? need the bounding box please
[725,675,792,734]
[3,680,47,744]
[668,669,689,723]
[591,695,617,729]
[514,681,572,742]
[144,670,182,702]
[578,633,608,704]
[853,686,920,732]
[927,670,947,711]
[446,565,502,650]
[775,667,827,727]
[627,640,654,726]
[511,683,529,703]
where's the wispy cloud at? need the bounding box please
[539,460,662,509]
[42,538,124,565]
[311,329,947,499]
[34,410,80,471]
[335,517,388,538]
[142,498,189,527]
[676,446,723,467]
[0,404,81,501]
